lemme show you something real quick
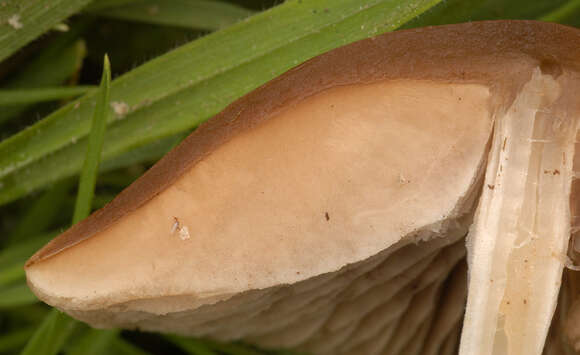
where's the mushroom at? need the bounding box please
[25,21,580,354]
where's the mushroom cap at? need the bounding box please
[25,20,580,354]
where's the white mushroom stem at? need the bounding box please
[460,69,578,355]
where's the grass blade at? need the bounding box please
[402,0,567,28]
[0,328,35,353]
[0,232,56,267]
[84,0,140,12]
[0,39,87,125]
[19,309,77,355]
[99,132,186,172]
[0,0,443,206]
[539,0,580,23]
[67,329,120,355]
[73,55,111,222]
[0,86,95,105]
[5,181,71,243]
[87,0,255,31]
[19,55,112,355]
[0,0,92,63]
[2,21,89,87]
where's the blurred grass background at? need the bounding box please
[0,0,580,354]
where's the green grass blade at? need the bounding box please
[402,0,567,28]
[0,0,92,63]
[20,309,77,355]
[0,86,96,105]
[0,131,182,207]
[539,0,580,23]
[99,132,185,172]
[0,283,38,308]
[0,37,87,124]
[84,0,140,12]
[87,0,255,31]
[0,232,56,268]
[19,56,113,355]
[0,0,442,206]
[72,55,111,223]
[2,20,89,88]
[0,328,35,353]
[66,329,120,355]
[6,181,71,243]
